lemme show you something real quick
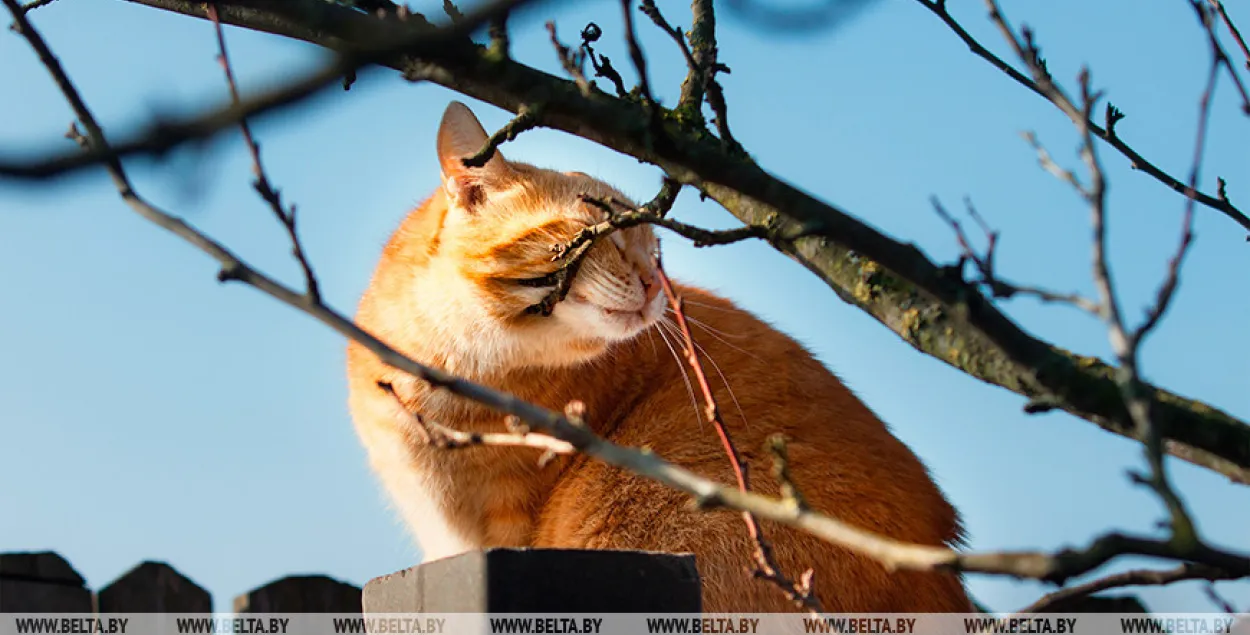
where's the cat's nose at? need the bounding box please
[640,273,659,304]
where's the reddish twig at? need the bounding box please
[654,259,824,614]
[207,3,320,302]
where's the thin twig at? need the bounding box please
[639,0,699,109]
[546,21,592,96]
[579,22,629,98]
[1021,131,1084,191]
[931,196,1101,314]
[0,0,533,181]
[1017,563,1233,613]
[1134,22,1209,349]
[526,186,767,316]
[916,0,1250,234]
[987,0,1199,552]
[207,4,320,302]
[1114,1,1214,545]
[1204,583,1239,614]
[687,0,740,152]
[618,0,666,146]
[378,381,574,457]
[619,0,654,107]
[1208,0,1250,71]
[1190,0,1250,115]
[462,104,542,168]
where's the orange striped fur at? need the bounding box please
[345,102,973,612]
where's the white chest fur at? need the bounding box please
[358,405,477,564]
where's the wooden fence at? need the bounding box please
[0,549,704,614]
[0,551,362,614]
[0,549,1180,615]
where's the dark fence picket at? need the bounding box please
[0,552,93,613]
[233,575,362,614]
[97,562,210,613]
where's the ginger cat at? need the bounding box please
[346,101,972,613]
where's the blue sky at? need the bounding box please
[1,0,1247,615]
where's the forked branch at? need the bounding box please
[981,0,1202,559]
[1017,563,1235,614]
[931,195,1101,314]
[917,0,1250,233]
[378,382,574,458]
[207,4,320,302]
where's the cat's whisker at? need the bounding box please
[654,320,703,432]
[684,329,753,432]
[680,298,746,315]
[658,318,717,435]
[685,315,750,340]
[665,308,762,362]
[687,318,763,362]
[658,317,751,432]
[669,308,753,341]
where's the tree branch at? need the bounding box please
[521,185,768,316]
[578,22,628,99]
[378,381,575,457]
[687,0,739,153]
[639,0,698,113]
[15,0,56,14]
[6,0,1248,484]
[463,103,542,168]
[207,3,320,302]
[1190,0,1250,115]
[1208,0,1250,71]
[8,0,1250,589]
[915,0,1250,234]
[1016,563,1235,614]
[931,195,1102,314]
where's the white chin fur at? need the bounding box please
[558,292,664,343]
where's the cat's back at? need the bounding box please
[535,283,970,612]
[621,284,957,537]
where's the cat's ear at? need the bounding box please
[437,101,510,212]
